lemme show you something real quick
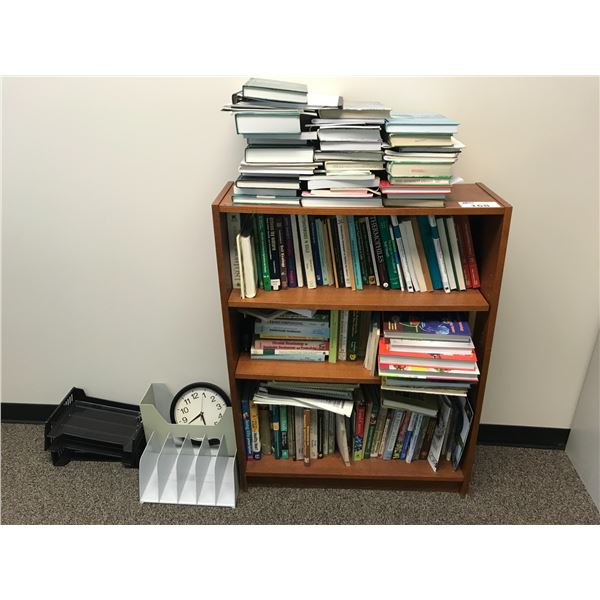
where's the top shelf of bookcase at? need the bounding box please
[213,182,511,216]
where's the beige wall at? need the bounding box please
[2,76,598,427]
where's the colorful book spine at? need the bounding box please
[388,222,404,291]
[395,411,412,459]
[347,216,364,290]
[266,216,281,290]
[417,216,442,290]
[352,400,366,461]
[241,394,254,460]
[406,414,425,463]
[275,216,288,290]
[329,309,339,364]
[427,215,451,293]
[400,412,417,460]
[368,216,389,288]
[336,216,352,287]
[280,406,288,459]
[249,400,262,460]
[355,216,371,287]
[328,217,344,287]
[363,397,380,459]
[271,405,281,459]
[323,410,330,455]
[377,216,401,289]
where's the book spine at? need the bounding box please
[295,406,304,461]
[406,414,424,463]
[378,410,393,457]
[388,222,404,291]
[288,406,296,460]
[308,216,323,286]
[256,214,272,291]
[290,214,304,288]
[226,213,242,289]
[336,414,351,467]
[258,404,272,455]
[280,405,288,459]
[303,408,311,465]
[328,410,336,455]
[341,216,356,290]
[249,400,262,460]
[436,216,457,290]
[315,218,329,286]
[336,216,352,288]
[359,217,378,285]
[368,216,389,288]
[317,409,324,458]
[419,414,439,460]
[347,310,361,361]
[383,409,404,460]
[337,310,349,361]
[412,415,430,462]
[266,216,281,290]
[445,216,467,290]
[283,215,297,288]
[352,400,366,461]
[363,397,380,459]
[271,405,281,459]
[390,214,414,292]
[355,216,372,286]
[360,399,373,460]
[417,216,442,290]
[427,215,451,293]
[456,216,480,288]
[377,215,401,289]
[328,309,339,364]
[400,412,417,460]
[323,410,330,455]
[310,409,318,459]
[399,219,421,292]
[241,394,254,460]
[325,217,340,288]
[298,214,317,289]
[411,217,433,291]
[453,217,473,288]
[347,216,364,290]
[275,216,288,290]
[370,406,388,458]
[329,216,345,287]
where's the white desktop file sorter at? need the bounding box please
[138,383,238,508]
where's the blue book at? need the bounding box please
[400,413,417,460]
[241,394,253,460]
[346,216,363,291]
[417,216,442,290]
[383,410,404,460]
[308,216,323,286]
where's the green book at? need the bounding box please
[256,214,272,291]
[376,216,401,289]
[280,406,288,459]
[329,310,339,364]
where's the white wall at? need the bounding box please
[566,333,599,509]
[2,76,599,428]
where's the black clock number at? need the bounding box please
[182,417,188,423]
[181,406,189,414]
[191,392,199,400]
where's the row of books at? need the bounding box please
[228,211,480,297]
[222,78,464,208]
[240,381,473,472]
[379,314,479,396]
[239,308,379,370]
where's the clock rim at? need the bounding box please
[169,382,231,426]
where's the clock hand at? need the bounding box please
[187,412,204,425]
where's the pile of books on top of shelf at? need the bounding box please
[238,308,379,372]
[382,113,465,208]
[228,211,481,298]
[223,78,464,209]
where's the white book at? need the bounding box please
[318,128,382,142]
[290,214,304,288]
[390,215,414,292]
[310,410,318,459]
[297,214,316,289]
[436,217,458,290]
[226,213,241,289]
[320,141,383,151]
[337,310,349,361]
[245,146,315,164]
[336,216,352,288]
[406,413,424,464]
[336,414,351,467]
[399,219,422,292]
[236,230,257,300]
[445,217,466,291]
[235,112,301,134]
[428,397,452,472]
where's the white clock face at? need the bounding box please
[173,387,227,427]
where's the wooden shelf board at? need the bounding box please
[216,182,510,216]
[229,287,489,311]
[235,354,379,383]
[245,453,463,483]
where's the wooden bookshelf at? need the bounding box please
[212,181,512,496]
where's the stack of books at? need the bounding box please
[301,102,390,208]
[382,113,465,207]
[249,310,330,362]
[223,78,342,206]
[378,313,480,396]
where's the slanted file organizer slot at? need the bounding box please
[138,384,238,507]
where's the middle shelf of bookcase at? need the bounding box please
[228,287,490,311]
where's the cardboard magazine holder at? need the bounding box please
[138,383,238,508]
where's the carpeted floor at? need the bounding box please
[1,423,598,525]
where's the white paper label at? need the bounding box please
[459,201,500,208]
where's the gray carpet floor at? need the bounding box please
[1,423,599,525]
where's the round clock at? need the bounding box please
[170,382,231,445]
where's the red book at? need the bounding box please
[379,339,477,363]
[455,217,480,288]
[352,401,366,461]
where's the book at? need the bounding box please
[380,388,440,418]
[280,406,288,459]
[451,397,474,470]
[235,111,302,135]
[336,414,351,466]
[258,405,272,455]
[226,213,242,289]
[271,405,281,459]
[294,406,304,461]
[310,409,318,459]
[352,397,366,461]
[303,408,311,465]
[427,396,453,472]
[455,216,480,288]
[249,400,262,460]
[445,216,467,290]
[383,409,405,460]
[242,78,308,104]
[383,315,472,342]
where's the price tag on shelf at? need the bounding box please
[459,201,500,208]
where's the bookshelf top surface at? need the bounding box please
[213,182,512,216]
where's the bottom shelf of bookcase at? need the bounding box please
[244,453,464,491]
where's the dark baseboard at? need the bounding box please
[2,403,571,450]
[1,403,57,424]
[477,424,570,450]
